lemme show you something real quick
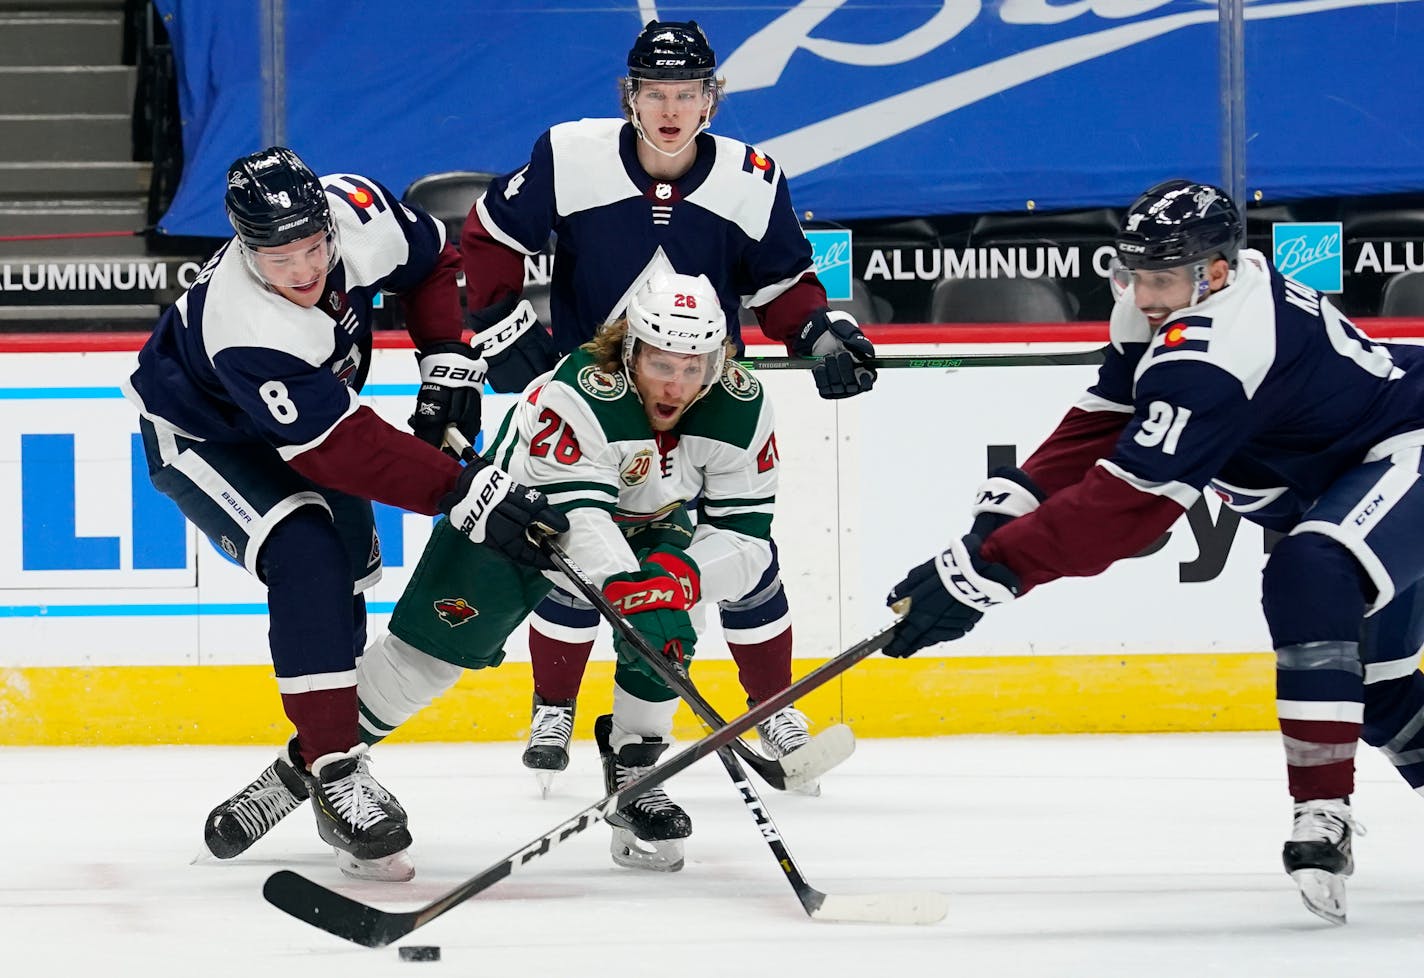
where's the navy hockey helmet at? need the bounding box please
[224,146,333,250]
[627,20,716,82]
[1114,179,1244,271]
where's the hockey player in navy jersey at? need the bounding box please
[458,20,875,793]
[884,178,1424,925]
[125,147,566,881]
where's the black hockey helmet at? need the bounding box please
[224,146,332,249]
[1114,179,1244,271]
[627,20,716,82]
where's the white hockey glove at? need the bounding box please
[791,309,877,399]
[409,342,486,460]
[884,534,1019,657]
[969,465,1047,538]
[438,456,569,569]
[469,295,557,393]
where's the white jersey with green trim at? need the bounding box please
[486,347,779,603]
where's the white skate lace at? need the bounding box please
[1292,800,1366,844]
[321,748,395,832]
[757,706,810,757]
[227,766,303,839]
[617,765,680,814]
[529,704,575,750]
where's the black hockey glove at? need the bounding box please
[438,456,570,569]
[968,465,1047,539]
[792,309,877,400]
[469,294,558,394]
[409,342,485,459]
[884,534,1019,657]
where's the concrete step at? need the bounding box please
[0,230,155,259]
[0,65,135,113]
[0,12,123,66]
[0,160,151,196]
[0,304,161,326]
[0,1,122,9]
[0,113,130,161]
[0,197,147,243]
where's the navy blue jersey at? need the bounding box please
[985,249,1424,591]
[125,175,447,455]
[472,119,816,352]
[1091,250,1424,531]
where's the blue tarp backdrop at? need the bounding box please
[155,0,1424,239]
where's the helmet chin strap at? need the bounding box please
[628,91,713,161]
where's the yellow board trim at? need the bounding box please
[0,653,1277,746]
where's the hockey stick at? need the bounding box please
[736,347,1106,371]
[544,539,852,791]
[543,538,945,924]
[263,614,908,946]
[439,428,843,789]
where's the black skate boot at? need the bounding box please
[1282,797,1358,925]
[754,703,820,797]
[309,744,414,882]
[521,694,576,799]
[204,735,309,859]
[595,713,691,872]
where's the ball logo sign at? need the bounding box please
[1273,222,1344,293]
[806,229,853,302]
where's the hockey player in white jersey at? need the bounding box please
[461,19,873,793]
[884,179,1424,925]
[209,271,780,873]
[127,147,566,881]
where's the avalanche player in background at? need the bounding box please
[456,19,877,792]
[884,179,1424,926]
[124,147,565,881]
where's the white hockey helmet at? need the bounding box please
[622,271,727,399]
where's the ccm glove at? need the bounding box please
[469,295,557,393]
[409,342,485,458]
[969,465,1046,539]
[438,456,570,569]
[792,309,877,399]
[884,534,1019,657]
[603,547,703,680]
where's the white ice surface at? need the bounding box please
[6,733,1424,977]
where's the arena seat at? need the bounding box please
[401,171,496,245]
[929,276,1076,324]
[1380,270,1424,317]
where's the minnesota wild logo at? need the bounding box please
[721,360,760,400]
[434,597,478,627]
[577,365,627,401]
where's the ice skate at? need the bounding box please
[204,736,309,858]
[755,704,821,796]
[1282,797,1359,925]
[522,694,576,799]
[596,713,691,872]
[309,744,414,882]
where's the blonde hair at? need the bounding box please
[581,318,737,375]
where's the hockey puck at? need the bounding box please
[398,946,441,962]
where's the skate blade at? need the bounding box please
[779,723,855,790]
[610,829,684,873]
[335,847,415,882]
[1290,868,1347,925]
[534,770,557,800]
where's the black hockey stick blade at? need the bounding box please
[543,538,853,790]
[263,615,902,946]
[738,347,1106,371]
